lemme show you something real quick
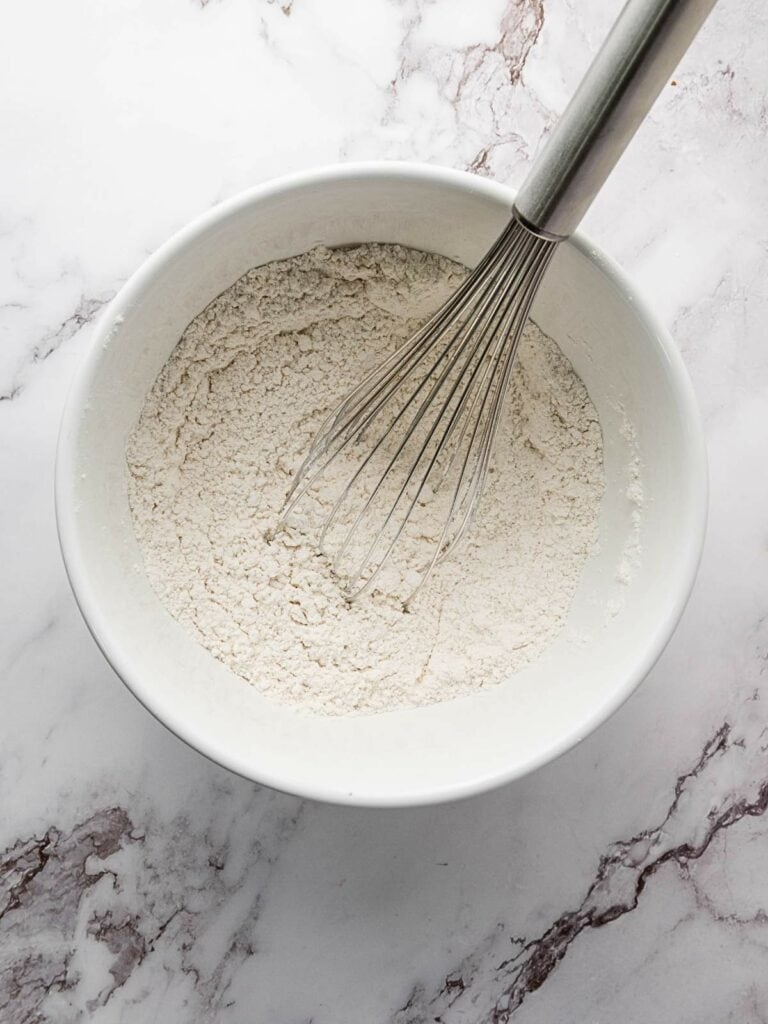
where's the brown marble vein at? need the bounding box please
[0,294,111,404]
[394,703,768,1023]
[0,809,133,1022]
[30,295,111,368]
[0,795,303,1021]
[379,0,547,177]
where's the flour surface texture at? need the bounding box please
[127,244,605,716]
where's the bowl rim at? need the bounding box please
[55,160,708,806]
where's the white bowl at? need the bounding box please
[56,163,707,807]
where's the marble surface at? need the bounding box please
[2,0,768,1020]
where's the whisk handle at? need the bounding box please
[513,0,717,240]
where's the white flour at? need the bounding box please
[127,244,605,716]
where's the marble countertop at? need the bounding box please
[2,0,767,1020]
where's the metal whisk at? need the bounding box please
[282,0,716,605]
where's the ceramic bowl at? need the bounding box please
[56,163,707,806]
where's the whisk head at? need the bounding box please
[280,214,558,606]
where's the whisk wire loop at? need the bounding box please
[281,215,558,604]
[340,232,552,600]
[282,218,528,518]
[326,226,537,569]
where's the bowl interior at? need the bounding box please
[57,166,706,805]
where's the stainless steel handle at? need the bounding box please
[514,0,717,239]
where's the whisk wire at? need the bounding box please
[283,219,528,517]
[325,226,536,573]
[281,215,558,604]
[346,236,556,602]
[430,241,557,574]
[339,230,549,599]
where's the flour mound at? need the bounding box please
[127,244,605,716]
